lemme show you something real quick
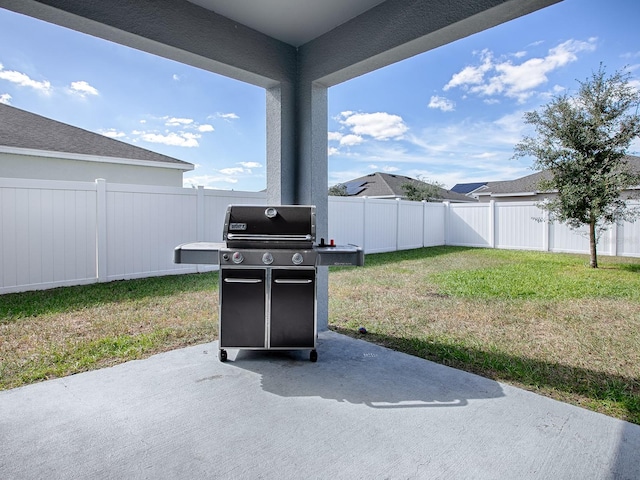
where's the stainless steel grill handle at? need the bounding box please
[226,234,312,241]
[224,278,263,284]
[274,279,313,284]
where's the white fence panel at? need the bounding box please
[328,197,365,248]
[364,198,398,253]
[4,177,640,295]
[105,183,198,281]
[447,203,491,247]
[397,200,424,250]
[0,178,97,294]
[549,221,609,255]
[423,203,445,246]
[617,202,640,257]
[495,202,546,251]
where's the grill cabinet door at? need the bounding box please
[220,269,266,348]
[270,269,315,348]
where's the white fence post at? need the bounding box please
[362,197,368,253]
[610,223,618,256]
[196,186,205,242]
[489,200,496,249]
[542,209,550,252]
[95,178,107,283]
[421,200,426,247]
[395,198,401,251]
[443,201,450,245]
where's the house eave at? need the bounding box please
[0,146,194,171]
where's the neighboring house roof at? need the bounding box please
[338,172,476,202]
[476,155,640,198]
[451,182,488,194]
[0,103,193,169]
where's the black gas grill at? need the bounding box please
[174,205,363,362]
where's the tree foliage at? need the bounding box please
[514,65,640,268]
[401,177,444,202]
[328,183,348,196]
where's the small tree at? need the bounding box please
[328,183,348,196]
[401,177,444,202]
[514,65,640,268]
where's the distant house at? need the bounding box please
[473,155,640,203]
[0,103,193,187]
[451,182,488,197]
[332,172,475,203]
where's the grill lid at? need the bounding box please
[223,205,316,248]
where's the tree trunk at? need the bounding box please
[589,216,598,268]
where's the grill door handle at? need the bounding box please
[274,279,313,284]
[224,278,263,284]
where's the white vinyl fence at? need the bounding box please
[2,177,640,294]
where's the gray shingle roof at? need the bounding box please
[338,172,475,202]
[0,103,192,168]
[479,155,640,196]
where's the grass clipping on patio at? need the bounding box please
[1,246,638,425]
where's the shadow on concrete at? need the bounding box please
[331,326,640,423]
[226,330,505,409]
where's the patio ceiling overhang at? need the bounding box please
[0,0,560,88]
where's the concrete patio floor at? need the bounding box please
[1,330,639,479]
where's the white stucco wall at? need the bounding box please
[0,152,187,187]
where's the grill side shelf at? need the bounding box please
[174,242,224,265]
[315,245,364,267]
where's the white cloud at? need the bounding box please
[428,95,455,112]
[198,124,214,132]
[328,146,339,156]
[217,112,239,120]
[340,134,364,146]
[444,38,597,103]
[328,131,343,141]
[339,111,408,140]
[444,49,493,91]
[219,167,245,175]
[165,117,194,126]
[172,74,181,81]
[139,131,200,147]
[69,80,98,97]
[0,63,51,93]
[381,165,400,172]
[0,93,11,104]
[239,161,262,169]
[99,128,126,139]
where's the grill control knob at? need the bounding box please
[291,252,304,265]
[262,252,274,265]
[232,251,244,264]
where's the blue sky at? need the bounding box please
[1,0,639,192]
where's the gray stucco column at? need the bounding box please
[267,77,330,330]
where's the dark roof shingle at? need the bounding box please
[337,172,475,202]
[479,155,640,196]
[0,103,192,167]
